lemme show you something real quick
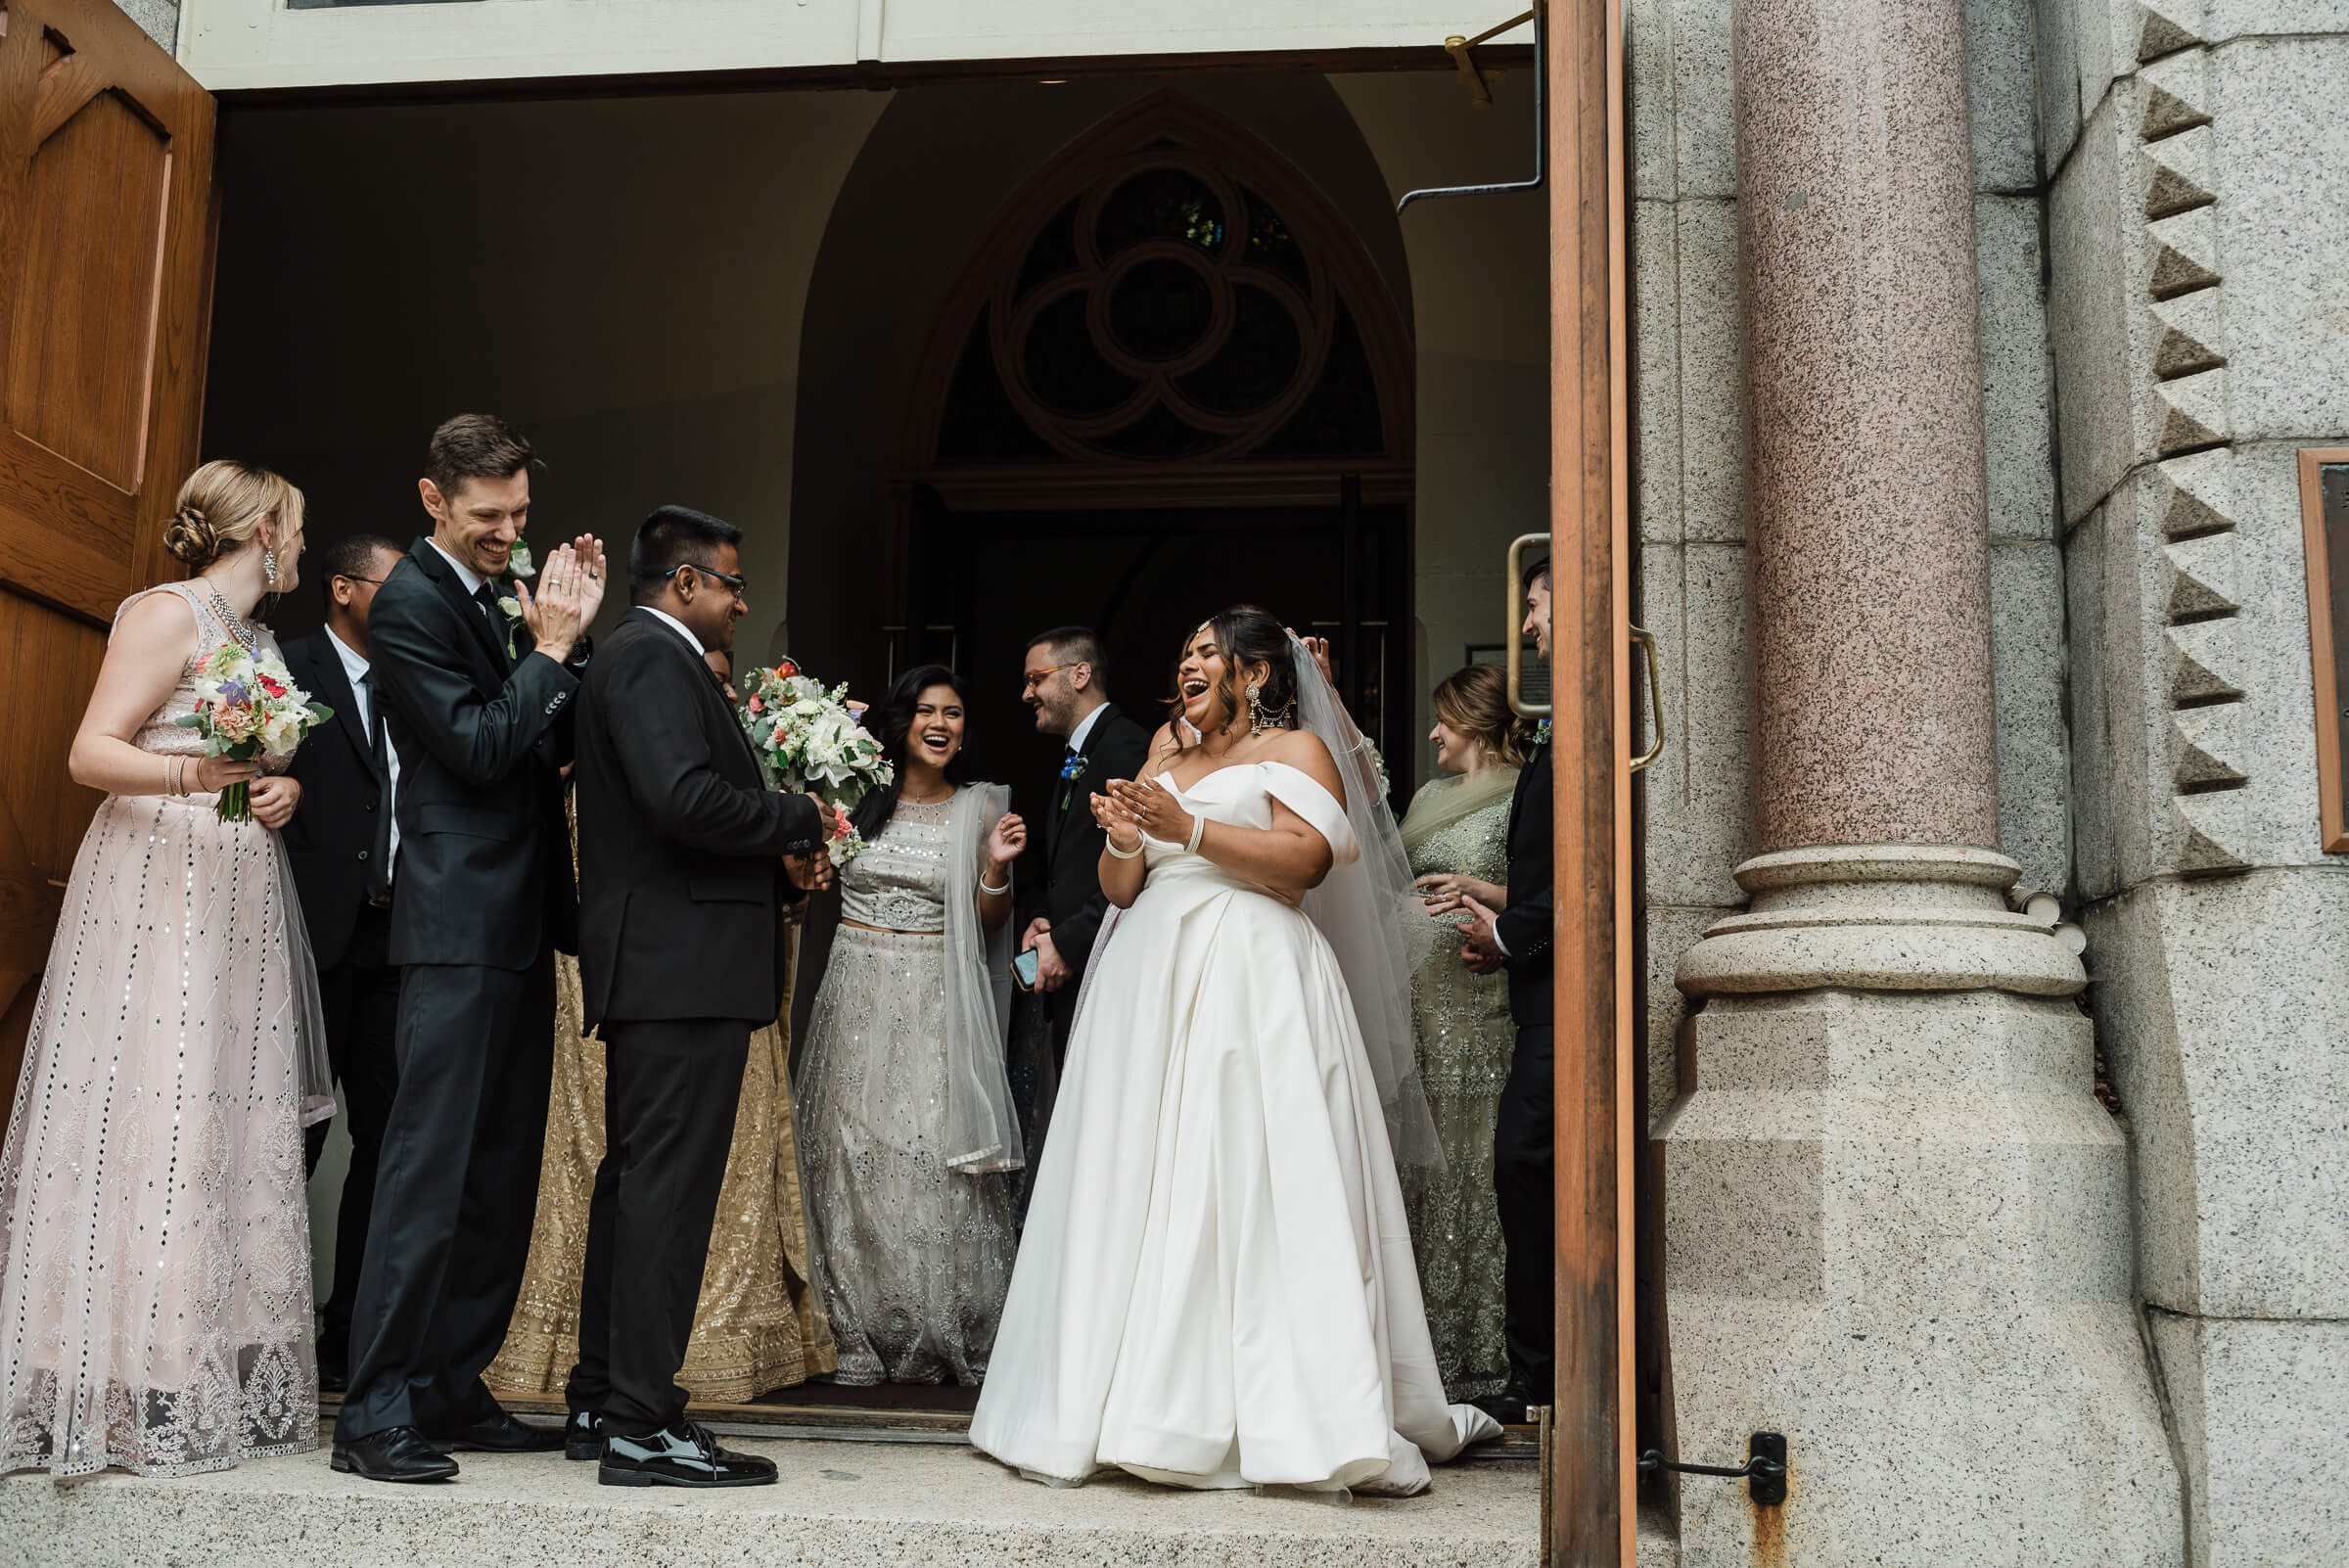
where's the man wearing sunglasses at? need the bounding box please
[281,531,409,1397]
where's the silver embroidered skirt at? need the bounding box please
[795,926,1015,1386]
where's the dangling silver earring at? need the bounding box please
[262,546,279,590]
[1247,679,1273,737]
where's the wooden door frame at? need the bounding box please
[1547,0,1635,1561]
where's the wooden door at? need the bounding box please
[0,0,216,1120]
[1549,0,1636,1560]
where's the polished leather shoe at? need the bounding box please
[436,1409,567,1453]
[599,1420,777,1488]
[1470,1383,1544,1427]
[564,1409,603,1462]
[332,1426,459,1484]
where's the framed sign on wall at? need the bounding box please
[2297,448,2349,853]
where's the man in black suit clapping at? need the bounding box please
[1456,559,1556,1427]
[565,506,833,1488]
[283,531,408,1395]
[333,415,603,1483]
[1018,626,1149,1067]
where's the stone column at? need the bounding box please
[1656,0,2185,1559]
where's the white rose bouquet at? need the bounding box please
[738,657,892,863]
[176,643,333,822]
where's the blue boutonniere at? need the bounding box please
[1535,718,1552,748]
[1058,752,1089,811]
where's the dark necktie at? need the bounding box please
[362,670,394,905]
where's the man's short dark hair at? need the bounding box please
[1027,624,1104,683]
[1527,557,1551,588]
[629,505,743,600]
[424,414,535,499]
[318,532,403,605]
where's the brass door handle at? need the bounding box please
[1506,531,1551,719]
[1629,623,1664,772]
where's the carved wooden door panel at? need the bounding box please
[0,0,215,1121]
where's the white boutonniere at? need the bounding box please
[508,537,536,579]
[497,593,524,659]
[1535,718,1552,748]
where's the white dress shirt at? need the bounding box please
[326,626,401,870]
[639,605,706,658]
[426,536,489,603]
[1066,700,1108,755]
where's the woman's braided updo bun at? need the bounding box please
[161,460,305,576]
[161,503,221,570]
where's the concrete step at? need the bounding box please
[2,1431,1549,1568]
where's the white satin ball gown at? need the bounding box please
[970,760,1498,1496]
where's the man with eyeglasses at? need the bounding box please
[1018,627,1149,1073]
[280,530,409,1395]
[563,504,836,1487]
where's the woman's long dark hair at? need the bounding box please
[1169,605,1299,737]
[850,663,971,840]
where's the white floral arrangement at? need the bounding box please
[738,657,893,863]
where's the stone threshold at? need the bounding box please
[0,1430,1607,1568]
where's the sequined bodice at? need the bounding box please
[123,581,294,775]
[1405,794,1513,904]
[838,795,956,931]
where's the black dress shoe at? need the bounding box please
[564,1409,603,1462]
[599,1420,777,1489]
[332,1426,460,1484]
[1470,1383,1545,1427]
[436,1409,567,1453]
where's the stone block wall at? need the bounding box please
[120,0,176,53]
[1631,0,2067,1131]
[2046,2,2349,1563]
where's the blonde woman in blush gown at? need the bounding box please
[0,461,335,1479]
[1395,665,1531,1403]
[489,648,834,1410]
[972,609,1497,1497]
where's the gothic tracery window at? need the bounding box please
[935,149,1391,466]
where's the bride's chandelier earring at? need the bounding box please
[261,542,279,591]
[1247,679,1275,737]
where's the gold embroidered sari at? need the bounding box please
[487,919,834,1403]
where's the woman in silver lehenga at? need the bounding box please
[794,664,1027,1386]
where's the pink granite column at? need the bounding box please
[1735,0,2000,853]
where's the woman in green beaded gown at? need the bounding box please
[1398,665,1533,1402]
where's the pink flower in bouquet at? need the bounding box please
[180,644,334,823]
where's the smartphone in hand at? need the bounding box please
[1011,947,1040,992]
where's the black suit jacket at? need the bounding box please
[574,609,824,1033]
[280,628,389,972]
[1495,740,1554,1027]
[369,536,583,970]
[1040,703,1152,979]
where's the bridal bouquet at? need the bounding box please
[176,643,334,822]
[738,658,892,863]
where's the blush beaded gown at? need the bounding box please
[0,581,330,1479]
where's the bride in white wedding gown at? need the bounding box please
[970,608,1499,1496]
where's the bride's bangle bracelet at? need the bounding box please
[1184,813,1206,855]
[1106,837,1143,859]
[979,874,1011,897]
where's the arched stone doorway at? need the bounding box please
[787,80,1414,801]
[891,92,1415,795]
